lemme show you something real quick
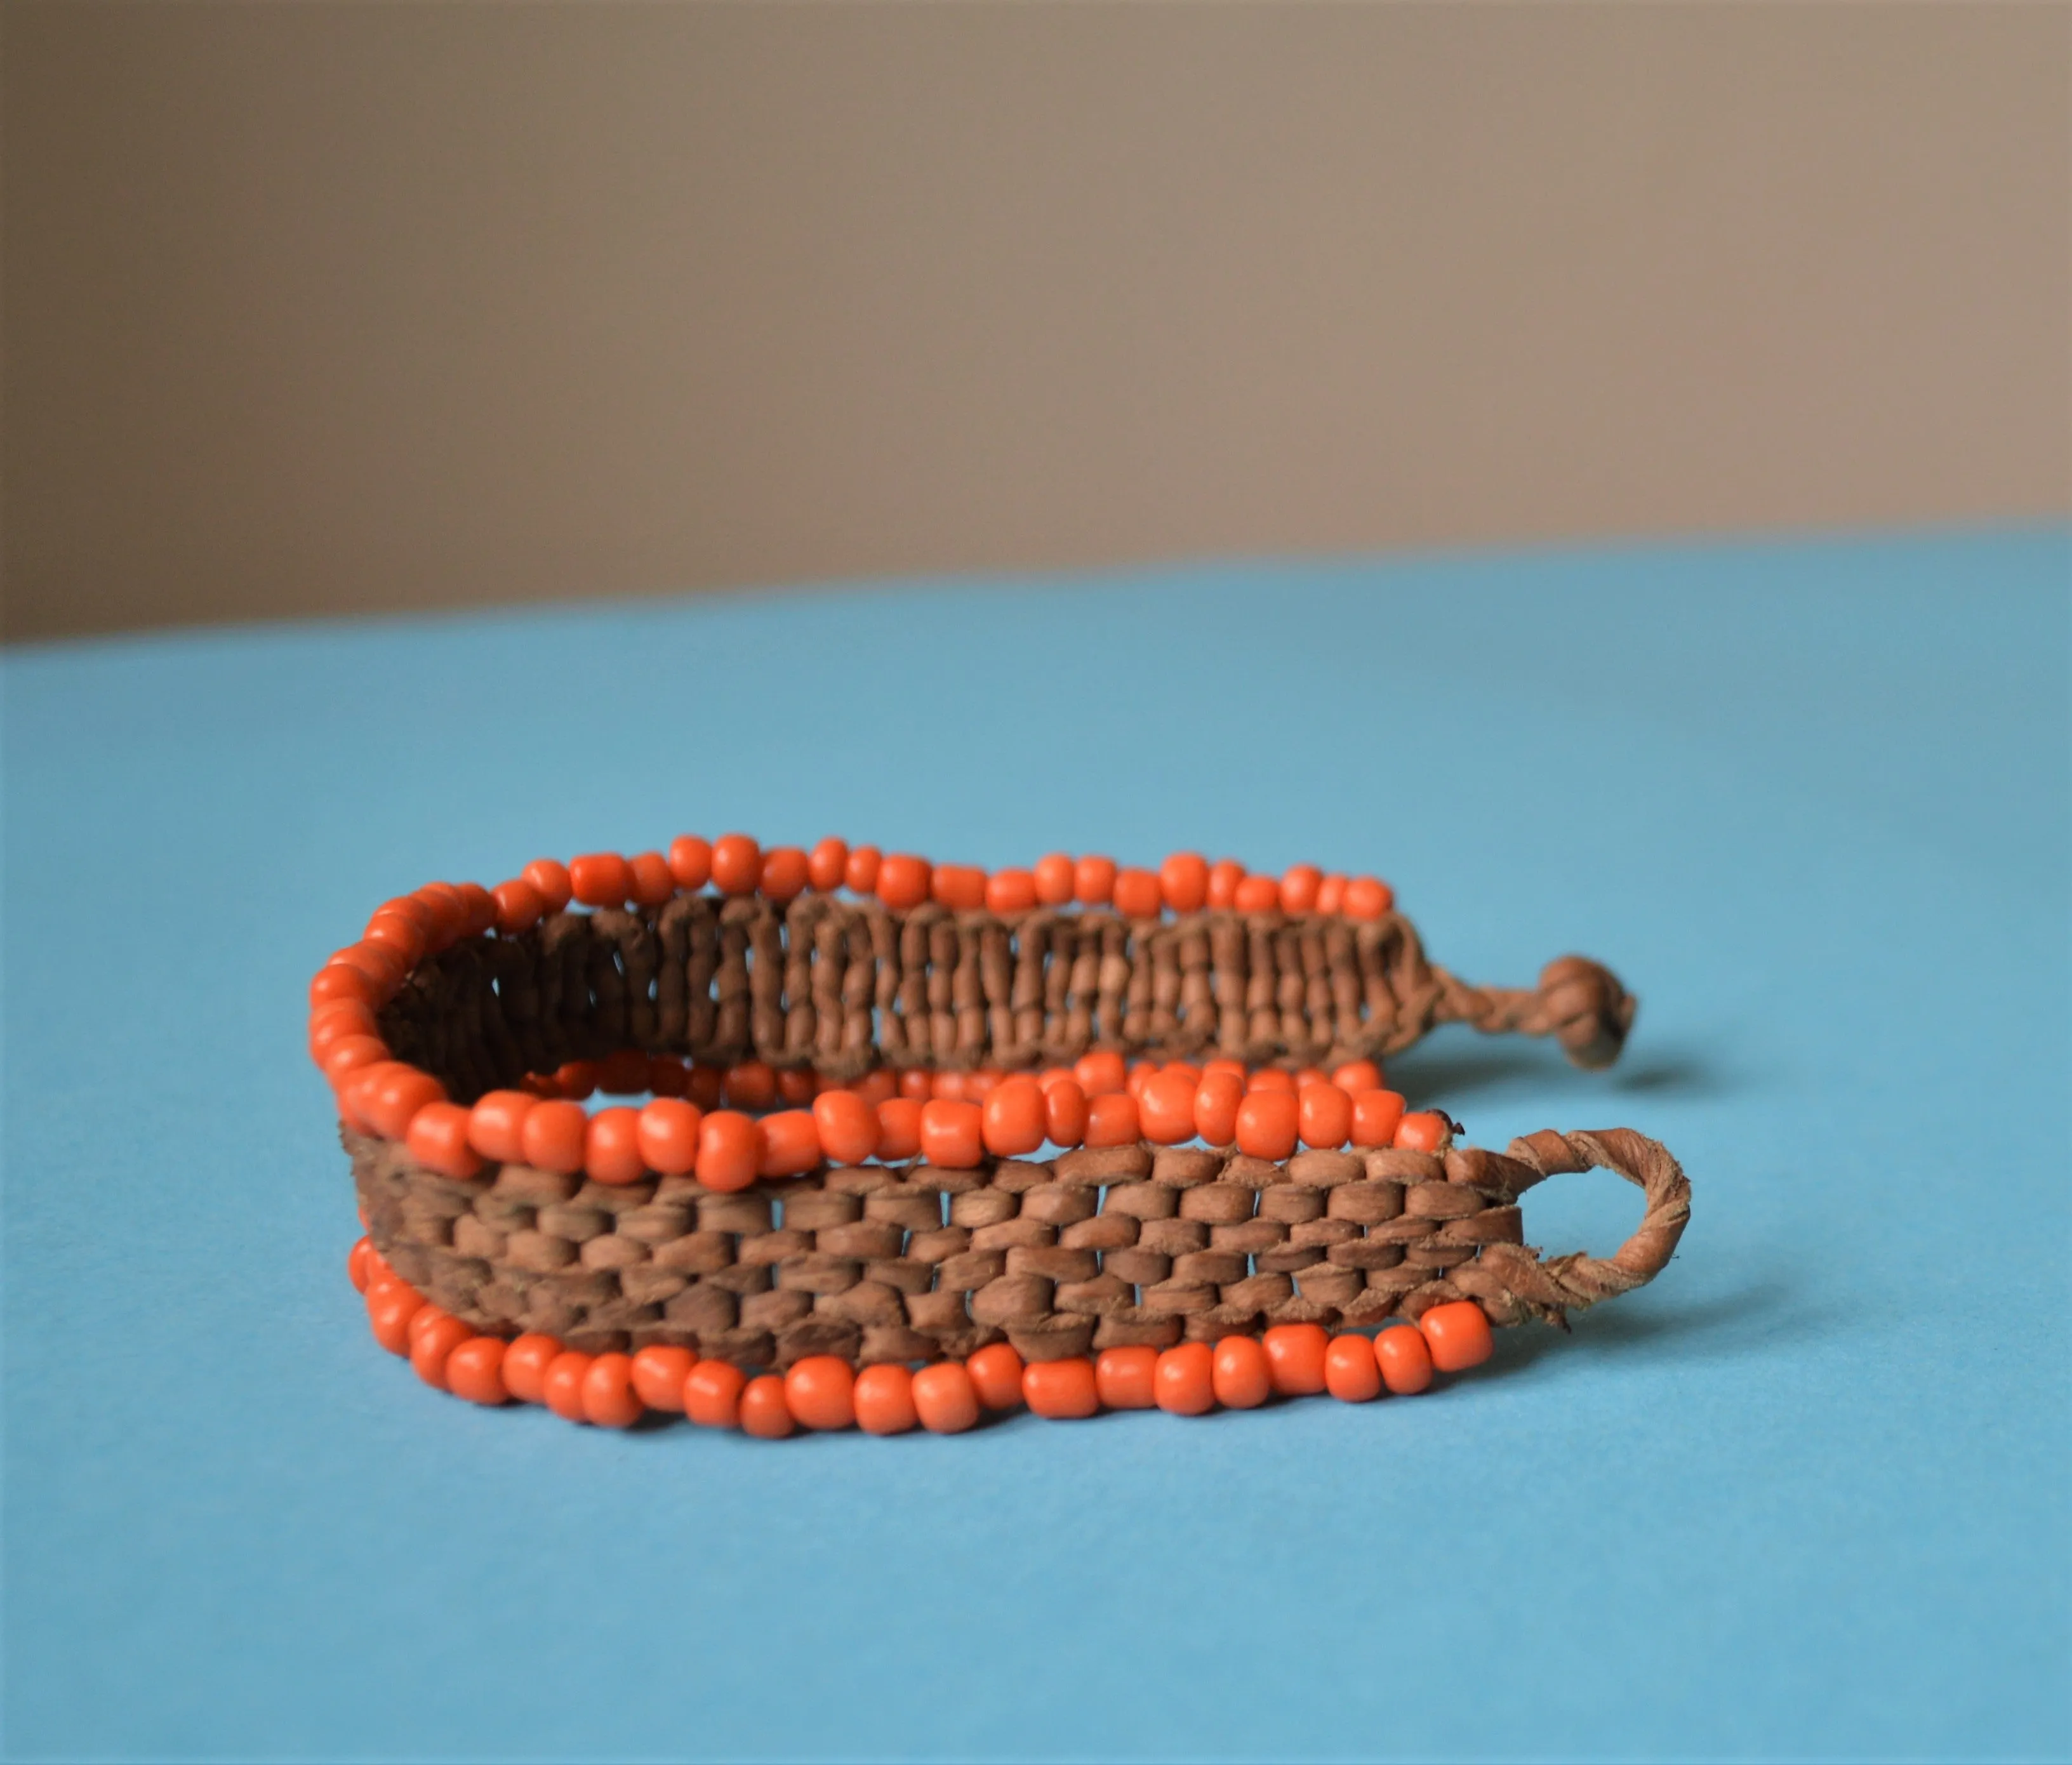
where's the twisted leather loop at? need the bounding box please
[1449,1128,1692,1328]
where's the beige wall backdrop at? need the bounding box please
[5,3,2068,642]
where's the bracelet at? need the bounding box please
[312,834,1691,1437]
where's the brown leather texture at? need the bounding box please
[371,896,1636,1088]
[355,1123,1689,1370]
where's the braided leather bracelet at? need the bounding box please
[314,835,1692,1436]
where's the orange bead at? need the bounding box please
[759,1109,823,1177]
[931,863,986,911]
[740,1375,795,1438]
[686,1064,724,1109]
[1159,852,1209,914]
[967,1342,1025,1410]
[371,891,436,931]
[648,1055,691,1097]
[637,1098,703,1175]
[1297,1083,1353,1151]
[1193,1072,1243,1145]
[553,1060,597,1101]
[710,833,763,896]
[348,1236,373,1293]
[919,1099,985,1168]
[813,1089,880,1165]
[363,911,427,965]
[310,998,378,1059]
[408,1301,456,1356]
[464,1084,535,1160]
[1343,875,1393,920]
[1073,854,1118,906]
[930,1071,965,1102]
[367,1283,425,1356]
[876,1097,924,1161]
[1419,1300,1494,1372]
[849,1069,898,1109]
[1294,1066,1329,1091]
[1233,1090,1299,1161]
[760,845,811,904]
[541,1352,594,1422]
[310,961,378,1008]
[491,878,548,934]
[1247,1067,1296,1095]
[775,1064,821,1103]
[723,1060,778,1110]
[667,835,712,890]
[911,1361,981,1433]
[1094,1345,1159,1408]
[1263,1322,1329,1396]
[1023,1356,1100,1419]
[1324,1333,1382,1401]
[628,850,675,908]
[1315,873,1347,915]
[683,1358,747,1427]
[361,1063,448,1141]
[1280,864,1323,913]
[1154,1342,1216,1415]
[784,1355,856,1430]
[1162,1061,1202,1085]
[413,883,468,944]
[962,1069,1002,1103]
[1084,1092,1141,1147]
[569,852,632,908]
[1043,1077,1089,1148]
[1137,1069,1200,1144]
[411,1311,474,1389]
[581,1352,644,1427]
[981,1075,1047,1157]
[697,1111,764,1193]
[807,836,850,894]
[522,858,573,911]
[1125,1061,1158,1102]
[520,1099,588,1173]
[844,844,882,894]
[1394,1111,1451,1153]
[1374,1324,1434,1394]
[1073,1049,1127,1097]
[406,1101,484,1179]
[1032,853,1077,905]
[501,1333,564,1403]
[1202,1057,1247,1085]
[1331,1059,1384,1094]
[1205,859,1245,908]
[1350,1088,1406,1149]
[1211,1335,1273,1409]
[853,1363,920,1435]
[1112,866,1162,919]
[985,868,1037,913]
[322,1035,390,1088]
[875,854,932,910]
[584,1106,646,1185]
[331,939,408,992]
[1233,873,1281,914]
[445,1337,509,1405]
[363,1246,395,1288]
[630,1345,695,1411]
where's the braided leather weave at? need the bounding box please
[352,900,1687,1369]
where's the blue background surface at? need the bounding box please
[4,528,2067,1762]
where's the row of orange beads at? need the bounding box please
[500,836,1396,924]
[350,1238,1494,1434]
[400,1051,1452,1186]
